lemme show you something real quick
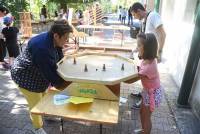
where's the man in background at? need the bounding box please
[131,2,166,62]
[0,6,10,70]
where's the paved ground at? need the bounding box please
[0,14,199,134]
[0,64,180,134]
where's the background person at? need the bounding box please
[0,6,9,69]
[2,16,19,67]
[40,5,47,23]
[121,8,127,25]
[118,6,122,22]
[41,5,47,19]
[128,6,133,25]
[131,2,166,62]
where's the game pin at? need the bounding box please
[84,64,88,72]
[121,63,124,71]
[73,57,76,64]
[102,64,106,71]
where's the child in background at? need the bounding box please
[0,6,9,70]
[2,16,19,67]
[121,8,127,25]
[126,33,163,134]
[118,6,122,21]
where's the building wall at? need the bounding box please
[160,0,197,87]
[160,0,200,119]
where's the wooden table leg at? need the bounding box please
[60,118,64,134]
[100,124,102,134]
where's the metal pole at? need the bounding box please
[177,5,200,107]
[60,118,64,133]
[154,0,160,13]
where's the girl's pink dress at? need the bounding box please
[139,59,163,112]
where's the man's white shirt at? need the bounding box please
[145,11,163,39]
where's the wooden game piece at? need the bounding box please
[84,64,88,72]
[73,57,76,64]
[137,66,140,72]
[121,63,124,71]
[103,48,106,52]
[102,64,106,71]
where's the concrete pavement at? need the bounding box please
[0,62,180,134]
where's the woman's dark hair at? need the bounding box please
[49,20,73,37]
[131,2,145,13]
[137,33,158,60]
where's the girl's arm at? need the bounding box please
[124,74,140,84]
[124,73,147,84]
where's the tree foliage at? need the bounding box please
[0,0,28,20]
[0,0,105,21]
[47,0,97,11]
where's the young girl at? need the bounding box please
[126,33,163,134]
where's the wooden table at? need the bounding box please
[77,25,130,30]
[31,52,138,134]
[31,90,119,124]
[31,90,119,133]
[77,25,130,46]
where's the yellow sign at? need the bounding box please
[68,96,94,104]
